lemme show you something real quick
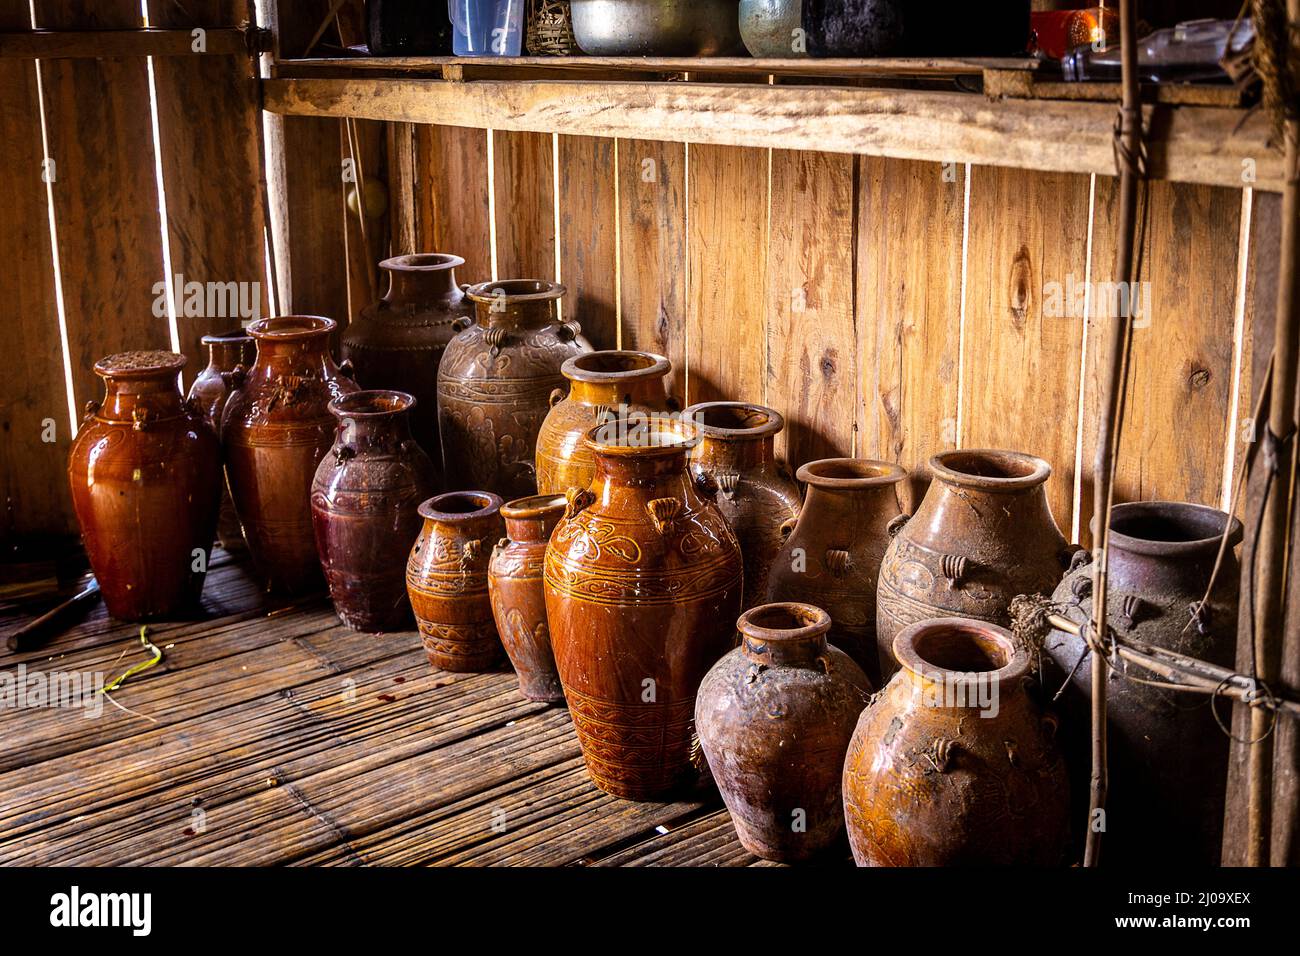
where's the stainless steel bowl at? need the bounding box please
[569,0,745,56]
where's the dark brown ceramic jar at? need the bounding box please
[1043,501,1242,865]
[311,390,438,632]
[536,351,676,495]
[843,617,1070,866]
[437,279,590,499]
[187,329,254,552]
[488,493,568,701]
[222,316,359,594]
[685,402,801,612]
[68,351,222,620]
[696,602,872,862]
[764,459,905,685]
[545,416,743,800]
[406,491,506,672]
[877,449,1072,680]
[341,253,472,460]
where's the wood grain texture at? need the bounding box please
[556,135,616,349]
[387,122,417,255]
[492,130,555,281]
[766,149,857,467]
[686,144,767,407]
[856,157,965,514]
[341,117,386,324]
[617,138,687,401]
[413,124,491,284]
[961,166,1091,534]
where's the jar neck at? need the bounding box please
[505,512,561,544]
[802,482,899,524]
[334,410,413,454]
[386,264,460,307]
[741,630,828,668]
[474,298,556,330]
[694,432,774,473]
[593,448,690,488]
[98,374,185,421]
[251,335,334,376]
[568,374,667,407]
[206,340,252,373]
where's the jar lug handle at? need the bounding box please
[886,513,910,537]
[646,497,681,536]
[825,548,852,577]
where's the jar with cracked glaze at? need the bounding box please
[187,329,254,552]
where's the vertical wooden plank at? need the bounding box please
[856,157,965,514]
[618,138,687,401]
[492,130,556,280]
[557,135,617,350]
[686,144,767,407]
[0,0,74,536]
[961,166,1091,534]
[414,124,491,284]
[766,149,857,467]
[387,122,418,256]
[341,117,387,324]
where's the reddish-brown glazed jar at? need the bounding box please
[545,416,743,800]
[684,402,801,612]
[488,493,568,701]
[311,390,437,632]
[68,351,222,620]
[765,459,906,685]
[341,253,473,460]
[842,617,1070,866]
[696,602,872,862]
[407,491,506,672]
[187,329,254,552]
[876,449,1072,681]
[222,316,359,594]
[535,351,677,495]
[437,279,590,499]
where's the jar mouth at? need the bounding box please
[94,350,186,379]
[419,491,503,523]
[328,389,415,419]
[562,350,669,383]
[248,315,337,340]
[929,449,1050,492]
[381,252,463,272]
[1103,500,1243,556]
[683,401,783,440]
[584,414,698,458]
[738,602,831,642]
[200,328,252,346]
[893,617,1027,685]
[501,493,568,521]
[797,458,906,489]
[466,278,566,304]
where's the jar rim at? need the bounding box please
[797,457,906,489]
[328,389,416,419]
[583,414,699,458]
[200,328,252,346]
[380,252,464,272]
[562,350,670,383]
[466,278,566,304]
[737,602,832,642]
[248,315,337,341]
[893,617,1028,688]
[929,449,1051,492]
[683,401,784,441]
[94,350,186,379]
[418,491,503,523]
[501,493,568,521]
[1102,500,1243,556]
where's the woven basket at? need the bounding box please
[527,0,579,55]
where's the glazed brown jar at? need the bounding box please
[696,602,872,862]
[535,350,676,495]
[222,316,359,594]
[1044,501,1242,865]
[545,416,743,800]
[765,459,905,685]
[843,617,1070,866]
[407,490,506,672]
[187,329,254,552]
[341,253,473,460]
[684,402,801,612]
[311,390,438,632]
[437,279,590,499]
[488,493,568,701]
[877,449,1072,680]
[68,351,222,620]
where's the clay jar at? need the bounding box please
[1043,501,1243,865]
[536,350,676,496]
[187,330,254,552]
[311,390,438,632]
[696,602,871,862]
[68,351,222,620]
[685,402,801,613]
[843,617,1070,866]
[407,491,506,672]
[437,279,590,499]
[488,493,568,701]
[222,316,359,594]
[765,459,905,685]
[545,416,743,800]
[341,252,472,460]
[877,449,1071,680]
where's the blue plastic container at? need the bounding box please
[448,0,525,56]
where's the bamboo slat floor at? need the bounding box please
[0,550,790,867]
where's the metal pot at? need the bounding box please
[569,0,745,56]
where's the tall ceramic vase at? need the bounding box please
[765,458,905,685]
[311,390,437,632]
[68,351,222,620]
[222,316,358,594]
[187,329,254,552]
[437,279,590,499]
[545,416,743,800]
